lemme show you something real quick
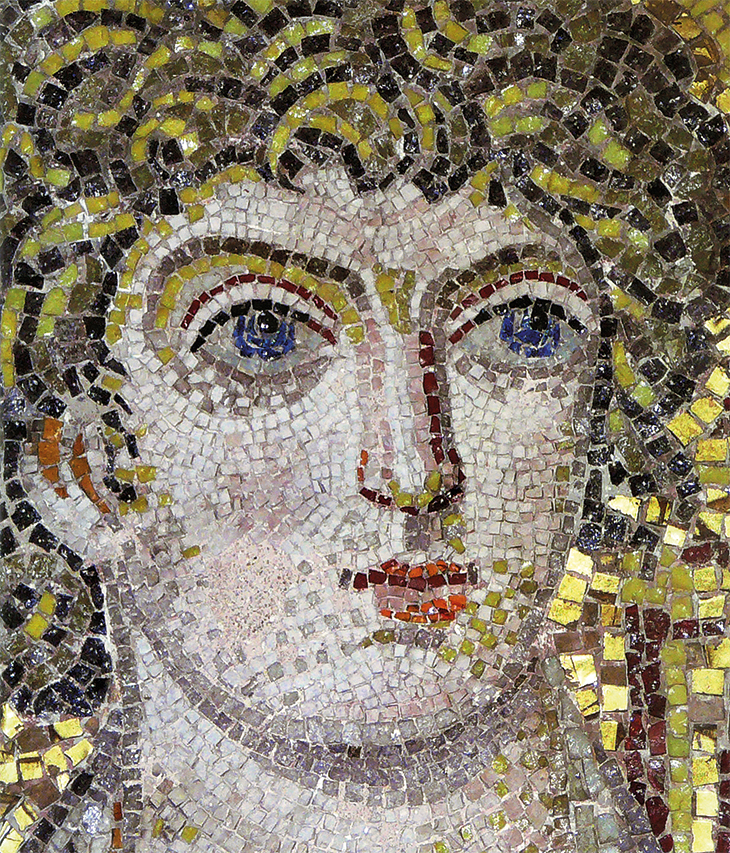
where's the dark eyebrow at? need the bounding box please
[419,244,595,331]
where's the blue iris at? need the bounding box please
[499,309,560,358]
[233,311,296,361]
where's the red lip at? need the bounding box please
[352,559,468,625]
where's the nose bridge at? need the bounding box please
[357,322,465,516]
[371,323,432,491]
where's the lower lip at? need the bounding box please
[352,559,469,625]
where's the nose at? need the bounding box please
[357,327,465,517]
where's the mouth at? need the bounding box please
[352,558,470,625]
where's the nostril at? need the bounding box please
[426,494,451,513]
[426,485,463,513]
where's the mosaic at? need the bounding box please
[1,0,730,849]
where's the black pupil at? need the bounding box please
[257,311,279,334]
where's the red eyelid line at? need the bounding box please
[447,270,588,345]
[180,273,340,334]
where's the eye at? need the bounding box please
[458,296,587,366]
[494,296,586,360]
[448,279,594,373]
[234,305,295,361]
[184,283,337,379]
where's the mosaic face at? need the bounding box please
[99,171,601,724]
[1,0,730,851]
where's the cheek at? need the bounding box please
[447,370,578,544]
[449,371,576,455]
[131,363,363,526]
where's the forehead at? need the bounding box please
[136,164,587,293]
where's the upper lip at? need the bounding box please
[352,558,471,625]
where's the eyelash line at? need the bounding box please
[180,273,340,331]
[450,297,587,346]
[447,270,589,345]
[190,299,337,352]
